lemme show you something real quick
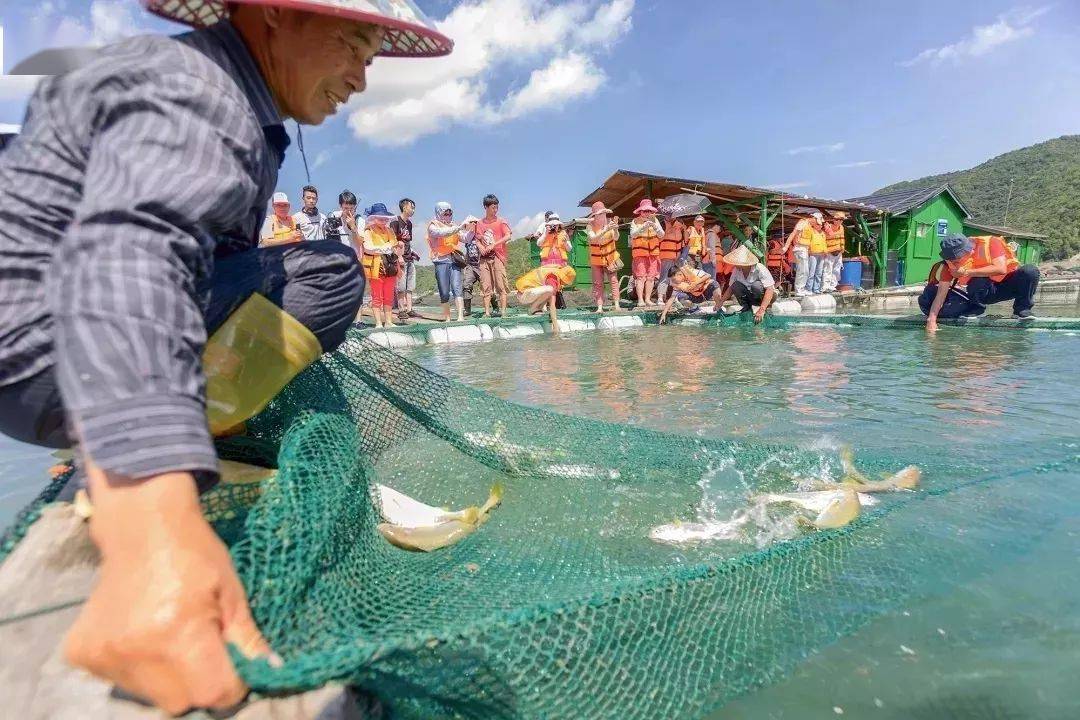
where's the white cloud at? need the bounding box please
[513,211,547,239]
[832,160,877,169]
[37,1,151,48]
[348,0,634,147]
[761,181,811,190]
[900,6,1050,67]
[787,142,845,156]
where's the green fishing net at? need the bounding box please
[3,324,1077,719]
[202,330,1075,718]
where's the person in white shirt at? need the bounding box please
[292,184,326,241]
[718,245,776,324]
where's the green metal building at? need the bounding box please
[846,183,1046,285]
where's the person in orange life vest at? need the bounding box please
[427,201,467,322]
[537,213,572,266]
[629,198,663,307]
[685,215,706,267]
[658,211,687,294]
[782,211,824,296]
[586,201,621,313]
[259,191,304,247]
[820,213,846,293]
[805,214,829,294]
[658,260,724,324]
[361,203,398,329]
[921,233,1040,332]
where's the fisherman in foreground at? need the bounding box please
[0,0,451,713]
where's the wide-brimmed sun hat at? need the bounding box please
[723,245,759,267]
[633,198,659,215]
[590,201,614,217]
[142,0,453,57]
[940,233,974,261]
[364,202,394,218]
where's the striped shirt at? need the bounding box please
[0,22,288,480]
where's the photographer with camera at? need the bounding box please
[391,198,420,320]
[324,190,366,312]
[361,203,399,329]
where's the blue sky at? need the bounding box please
[2,1,1078,259]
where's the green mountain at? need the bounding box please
[875,134,1080,259]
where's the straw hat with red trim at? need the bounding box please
[142,0,453,57]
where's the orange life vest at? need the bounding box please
[428,221,460,259]
[631,220,661,259]
[588,224,619,268]
[515,265,576,292]
[361,226,396,279]
[795,220,815,247]
[944,236,1020,285]
[686,227,705,257]
[659,220,685,261]
[539,231,570,265]
[824,222,845,254]
[674,267,712,296]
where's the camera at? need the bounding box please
[324,214,345,239]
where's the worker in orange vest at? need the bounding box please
[921,233,1040,332]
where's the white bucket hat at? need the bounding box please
[142,0,453,57]
[545,213,564,227]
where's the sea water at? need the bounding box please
[399,323,1080,718]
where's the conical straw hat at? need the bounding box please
[723,245,759,267]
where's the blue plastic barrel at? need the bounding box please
[839,259,863,288]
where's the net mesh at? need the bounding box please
[2,325,1076,718]
[193,330,1075,718]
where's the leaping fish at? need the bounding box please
[378,484,503,552]
[816,449,921,493]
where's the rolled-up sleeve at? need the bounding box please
[48,72,264,479]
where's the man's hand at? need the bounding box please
[753,309,766,324]
[65,464,274,715]
[926,316,939,333]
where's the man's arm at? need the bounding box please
[782,221,804,253]
[925,281,952,332]
[49,72,274,711]
[755,286,775,323]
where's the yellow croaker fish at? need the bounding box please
[378,484,504,552]
[812,447,922,493]
[793,489,862,530]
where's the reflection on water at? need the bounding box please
[403,324,1075,462]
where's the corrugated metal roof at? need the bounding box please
[579,170,879,220]
[845,183,973,217]
[963,220,1047,240]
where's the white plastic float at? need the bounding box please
[367,331,425,349]
[881,295,912,311]
[493,324,545,340]
[550,319,596,334]
[799,294,837,313]
[426,324,494,344]
[596,315,644,330]
[769,299,803,316]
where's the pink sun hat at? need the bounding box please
[589,201,614,217]
[633,198,659,215]
[142,0,453,57]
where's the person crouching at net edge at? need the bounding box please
[717,246,777,324]
[921,233,1039,333]
[658,260,725,324]
[0,1,452,715]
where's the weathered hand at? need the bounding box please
[65,466,275,715]
[926,317,939,333]
[753,309,765,324]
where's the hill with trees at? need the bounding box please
[875,135,1080,259]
